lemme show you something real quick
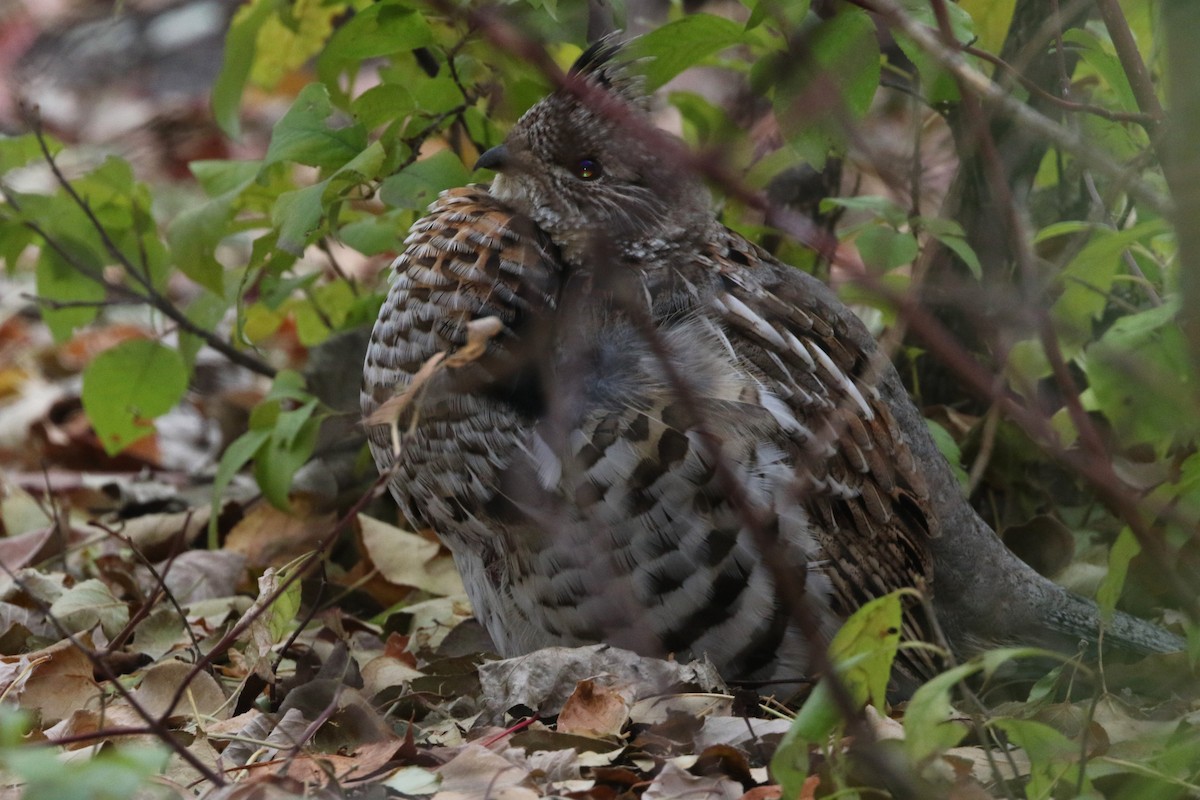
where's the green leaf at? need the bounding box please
[380,149,470,210]
[774,6,880,168]
[254,399,321,508]
[904,647,1063,763]
[992,718,1088,798]
[926,419,968,489]
[1063,28,1138,112]
[293,280,357,344]
[180,290,232,368]
[35,243,105,341]
[272,140,386,254]
[249,0,346,91]
[958,0,1016,58]
[1052,219,1170,332]
[352,83,416,130]
[770,590,905,793]
[167,162,261,294]
[821,195,908,226]
[81,340,189,455]
[930,231,982,279]
[828,590,906,709]
[903,662,978,763]
[2,740,169,800]
[316,2,433,93]
[891,0,975,102]
[210,428,270,547]
[212,0,280,138]
[273,180,330,255]
[339,213,406,255]
[0,133,61,175]
[263,83,369,170]
[1084,300,1200,450]
[855,225,918,272]
[1097,527,1140,620]
[626,14,746,90]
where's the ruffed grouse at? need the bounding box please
[362,39,1181,692]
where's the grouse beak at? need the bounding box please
[474,145,510,173]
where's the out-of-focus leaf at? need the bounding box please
[774,6,879,168]
[81,339,188,455]
[992,718,1089,798]
[381,149,470,210]
[892,0,975,102]
[926,419,968,489]
[250,0,346,90]
[317,2,433,95]
[212,0,279,138]
[0,133,61,175]
[1085,299,1200,451]
[168,161,260,294]
[1097,527,1140,620]
[626,14,746,90]
[1063,28,1138,112]
[855,225,918,272]
[958,0,1016,60]
[1053,219,1170,332]
[35,243,105,341]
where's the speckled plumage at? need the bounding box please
[363,39,1181,694]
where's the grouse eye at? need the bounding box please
[574,158,601,181]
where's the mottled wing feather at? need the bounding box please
[705,231,940,682]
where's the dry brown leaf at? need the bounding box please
[643,761,742,800]
[280,738,408,786]
[117,505,213,561]
[432,743,537,800]
[0,637,100,724]
[556,678,633,738]
[358,514,465,597]
[224,496,335,568]
[361,654,424,698]
[132,658,230,722]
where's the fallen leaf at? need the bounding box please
[132,658,230,722]
[0,637,100,724]
[556,678,633,738]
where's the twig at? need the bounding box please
[963,44,1159,128]
[1093,0,1165,142]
